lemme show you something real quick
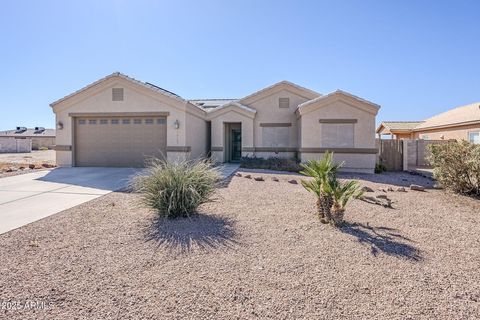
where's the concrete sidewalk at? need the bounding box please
[0,167,138,235]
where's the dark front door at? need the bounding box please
[231,129,242,161]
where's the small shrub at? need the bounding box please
[130,159,220,218]
[300,152,363,226]
[428,141,480,197]
[375,163,387,174]
[240,156,302,172]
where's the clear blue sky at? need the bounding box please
[1,0,479,130]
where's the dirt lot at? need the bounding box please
[1,170,479,319]
[0,150,55,177]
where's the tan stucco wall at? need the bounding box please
[248,89,310,150]
[413,123,480,141]
[52,77,204,166]
[300,100,376,149]
[393,132,414,139]
[299,99,377,173]
[185,108,208,159]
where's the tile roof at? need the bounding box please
[50,72,186,107]
[0,128,55,137]
[379,121,424,131]
[297,90,380,113]
[189,99,238,109]
[414,102,480,130]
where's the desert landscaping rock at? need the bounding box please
[244,174,251,179]
[272,177,279,182]
[28,164,35,169]
[362,186,374,192]
[1,170,479,319]
[396,187,407,192]
[235,173,242,177]
[254,176,264,181]
[410,184,426,191]
[288,179,298,184]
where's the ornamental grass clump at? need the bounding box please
[300,152,363,226]
[130,159,220,218]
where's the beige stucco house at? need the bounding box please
[51,72,380,173]
[377,102,480,143]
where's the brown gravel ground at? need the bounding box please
[1,170,480,319]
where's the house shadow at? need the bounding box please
[144,213,238,253]
[339,222,422,261]
[36,167,140,191]
[339,171,435,189]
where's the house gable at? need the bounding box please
[297,90,380,117]
[239,81,320,106]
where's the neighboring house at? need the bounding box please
[377,102,480,144]
[376,121,424,139]
[50,72,380,173]
[0,127,55,150]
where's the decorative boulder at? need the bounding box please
[288,179,298,184]
[254,177,264,181]
[272,177,279,182]
[244,174,252,179]
[410,184,425,192]
[361,186,374,192]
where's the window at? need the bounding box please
[78,119,86,125]
[279,97,290,108]
[111,119,119,125]
[469,132,480,144]
[145,119,154,124]
[100,119,108,124]
[157,118,166,124]
[262,127,290,147]
[321,123,354,148]
[112,88,124,101]
[133,119,142,124]
[122,119,130,124]
[88,119,97,125]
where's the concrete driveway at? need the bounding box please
[0,167,138,235]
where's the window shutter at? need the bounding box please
[321,123,354,148]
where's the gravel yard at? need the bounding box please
[1,170,479,319]
[0,150,55,178]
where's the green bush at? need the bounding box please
[240,156,302,172]
[428,141,480,197]
[375,163,387,174]
[300,152,363,226]
[130,159,220,218]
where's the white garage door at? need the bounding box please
[74,116,167,167]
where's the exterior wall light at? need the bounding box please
[174,119,180,129]
[57,121,64,130]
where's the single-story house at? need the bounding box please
[375,121,424,139]
[0,127,56,150]
[377,102,480,144]
[50,72,380,173]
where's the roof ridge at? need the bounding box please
[50,72,186,107]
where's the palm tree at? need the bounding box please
[300,152,341,223]
[323,179,364,225]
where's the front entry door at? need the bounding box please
[231,129,242,162]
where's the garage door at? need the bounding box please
[74,116,167,167]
